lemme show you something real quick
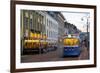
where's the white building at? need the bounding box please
[45,12,59,44]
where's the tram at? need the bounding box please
[63,34,81,57]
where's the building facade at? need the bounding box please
[21,10,65,54]
[45,12,59,44]
[21,10,46,39]
[64,21,80,34]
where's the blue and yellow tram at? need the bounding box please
[63,34,81,57]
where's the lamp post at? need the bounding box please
[81,14,90,33]
[81,14,90,49]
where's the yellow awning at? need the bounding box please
[24,39,40,43]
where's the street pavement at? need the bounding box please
[21,46,89,63]
[21,49,59,62]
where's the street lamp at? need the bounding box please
[81,14,90,33]
[81,14,90,49]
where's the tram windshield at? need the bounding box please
[63,38,79,46]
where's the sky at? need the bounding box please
[61,12,90,32]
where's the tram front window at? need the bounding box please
[63,38,79,46]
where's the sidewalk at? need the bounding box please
[78,46,89,60]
